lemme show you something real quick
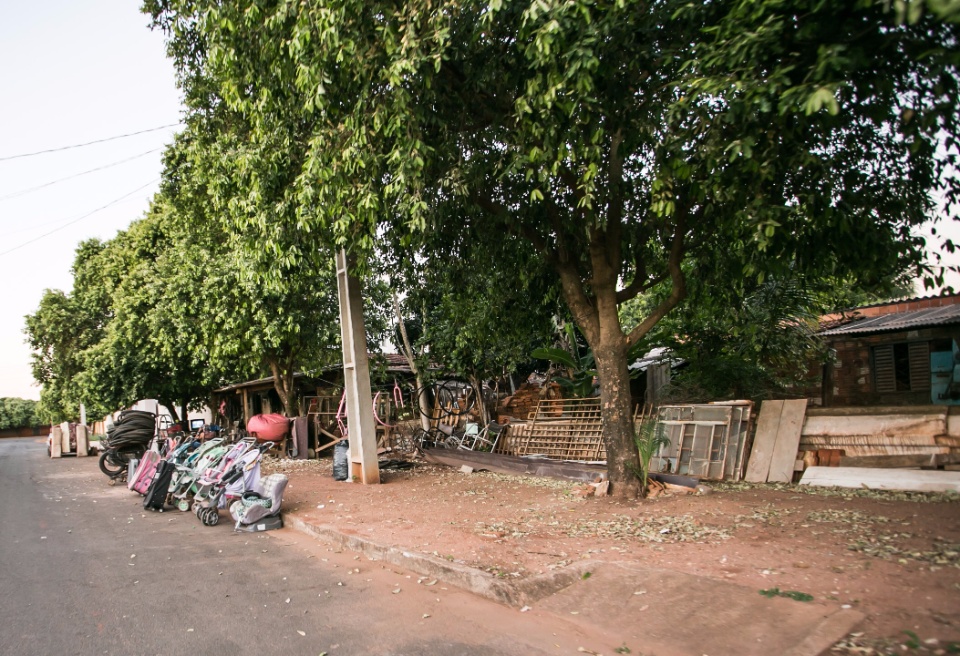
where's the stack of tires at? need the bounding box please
[99,410,156,480]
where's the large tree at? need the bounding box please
[147,0,959,494]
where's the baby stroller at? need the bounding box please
[193,441,273,527]
[169,438,229,512]
[128,434,195,495]
[229,473,288,532]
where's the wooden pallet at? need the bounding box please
[507,398,605,461]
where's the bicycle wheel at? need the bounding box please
[415,385,437,418]
[436,381,478,417]
[435,383,458,416]
[412,427,441,452]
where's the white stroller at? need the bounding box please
[229,473,288,532]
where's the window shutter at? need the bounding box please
[874,345,896,393]
[908,342,931,392]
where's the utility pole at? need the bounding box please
[335,250,380,484]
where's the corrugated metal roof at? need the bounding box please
[836,291,960,313]
[819,304,960,336]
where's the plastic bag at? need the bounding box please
[333,441,350,481]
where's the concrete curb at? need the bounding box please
[285,514,592,607]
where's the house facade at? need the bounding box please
[817,293,960,407]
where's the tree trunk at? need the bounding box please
[593,334,640,498]
[469,373,488,425]
[161,399,180,425]
[415,373,431,432]
[180,397,189,430]
[392,289,431,431]
[550,227,644,497]
[267,355,299,417]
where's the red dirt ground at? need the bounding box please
[266,455,960,655]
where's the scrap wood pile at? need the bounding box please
[497,382,561,421]
[746,400,960,493]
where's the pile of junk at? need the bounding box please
[99,410,288,532]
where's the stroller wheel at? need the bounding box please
[177,499,191,512]
[201,508,220,526]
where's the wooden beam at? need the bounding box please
[799,466,960,492]
[837,453,959,468]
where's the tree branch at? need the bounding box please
[625,207,689,346]
[606,128,625,268]
[616,270,668,304]
[392,289,420,376]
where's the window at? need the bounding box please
[874,342,930,393]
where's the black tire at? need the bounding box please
[99,451,124,477]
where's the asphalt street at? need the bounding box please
[0,437,605,656]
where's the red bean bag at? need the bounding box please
[246,413,290,441]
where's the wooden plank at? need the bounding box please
[801,414,946,438]
[799,466,960,493]
[767,399,808,483]
[805,405,946,417]
[838,453,937,468]
[745,400,784,482]
[648,471,700,488]
[422,449,607,482]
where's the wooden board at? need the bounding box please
[423,449,606,482]
[799,466,960,493]
[744,400,784,482]
[801,414,946,438]
[422,448,701,487]
[838,453,937,468]
[767,399,808,483]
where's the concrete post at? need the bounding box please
[76,424,89,457]
[50,426,62,458]
[60,421,71,455]
[335,250,380,484]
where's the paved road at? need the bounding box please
[0,438,607,656]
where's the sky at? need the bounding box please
[0,0,182,400]
[0,2,957,403]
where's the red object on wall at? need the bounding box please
[247,413,290,441]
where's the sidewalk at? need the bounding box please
[275,458,871,656]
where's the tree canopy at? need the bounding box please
[0,398,42,430]
[143,0,960,493]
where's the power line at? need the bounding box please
[0,148,162,202]
[0,124,181,162]
[0,179,159,257]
